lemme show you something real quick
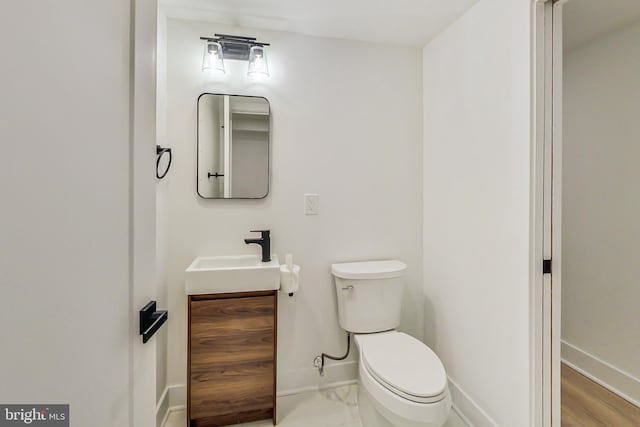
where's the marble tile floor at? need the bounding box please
[164,384,468,427]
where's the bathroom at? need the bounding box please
[157,0,530,422]
[4,0,637,426]
[157,6,430,426]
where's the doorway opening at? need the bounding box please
[540,0,640,425]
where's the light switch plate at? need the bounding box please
[304,194,319,215]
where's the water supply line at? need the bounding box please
[314,332,351,377]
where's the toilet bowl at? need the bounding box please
[331,260,451,427]
[355,332,451,427]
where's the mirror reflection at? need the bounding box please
[197,94,270,199]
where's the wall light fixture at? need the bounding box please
[202,40,225,73]
[200,34,270,77]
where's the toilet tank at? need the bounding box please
[331,260,407,333]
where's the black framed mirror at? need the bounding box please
[197,93,270,199]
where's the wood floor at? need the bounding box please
[562,363,640,426]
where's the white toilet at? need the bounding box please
[331,260,451,427]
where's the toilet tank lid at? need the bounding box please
[331,259,407,280]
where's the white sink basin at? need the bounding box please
[185,254,280,295]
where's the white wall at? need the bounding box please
[562,20,640,402]
[0,1,132,426]
[163,18,423,393]
[422,0,532,425]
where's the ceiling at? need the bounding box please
[160,0,481,46]
[564,0,640,51]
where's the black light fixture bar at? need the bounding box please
[215,34,257,42]
[200,34,270,60]
[200,34,270,46]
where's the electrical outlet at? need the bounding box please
[304,194,319,215]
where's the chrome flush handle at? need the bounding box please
[341,285,354,291]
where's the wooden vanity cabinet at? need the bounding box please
[187,290,277,427]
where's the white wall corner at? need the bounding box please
[448,378,498,427]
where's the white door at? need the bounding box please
[132,0,160,426]
[0,1,159,426]
[536,1,564,425]
[540,0,565,425]
[550,1,564,425]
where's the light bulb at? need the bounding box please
[202,41,225,73]
[248,46,269,77]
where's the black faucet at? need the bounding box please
[244,230,271,262]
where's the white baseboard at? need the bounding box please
[277,361,358,396]
[448,378,497,427]
[158,373,492,427]
[168,384,186,409]
[450,405,472,427]
[159,367,504,427]
[561,340,640,407]
[156,387,169,427]
[158,409,171,427]
[157,361,357,426]
[157,384,187,427]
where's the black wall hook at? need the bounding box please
[139,301,168,344]
[156,145,172,179]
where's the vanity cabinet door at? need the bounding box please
[188,292,277,427]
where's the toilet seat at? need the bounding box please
[359,332,447,404]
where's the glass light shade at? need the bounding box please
[202,41,225,73]
[247,46,269,76]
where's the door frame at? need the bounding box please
[131,0,159,426]
[550,4,564,426]
[533,0,565,426]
